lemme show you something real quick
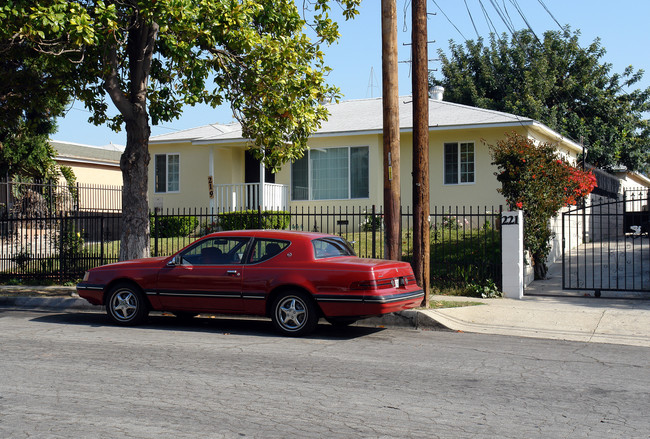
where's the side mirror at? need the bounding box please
[167,255,181,266]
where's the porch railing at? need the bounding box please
[212,183,288,211]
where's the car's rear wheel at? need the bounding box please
[106,283,148,326]
[271,291,318,336]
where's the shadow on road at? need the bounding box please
[28,310,388,340]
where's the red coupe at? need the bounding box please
[77,230,424,336]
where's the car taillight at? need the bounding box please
[351,280,378,290]
[351,277,411,290]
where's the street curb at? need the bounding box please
[0,297,447,330]
[0,296,103,311]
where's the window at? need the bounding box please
[181,237,250,265]
[291,146,369,201]
[444,142,474,184]
[154,153,180,193]
[249,239,290,263]
[312,237,356,259]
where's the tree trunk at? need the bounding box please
[532,253,548,280]
[119,115,151,261]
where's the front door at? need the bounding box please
[156,237,251,312]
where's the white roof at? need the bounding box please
[149,96,539,145]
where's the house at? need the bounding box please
[51,140,124,187]
[148,93,583,213]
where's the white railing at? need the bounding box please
[212,183,289,211]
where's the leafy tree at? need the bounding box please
[489,132,596,279]
[0,27,73,181]
[432,28,650,173]
[8,0,360,260]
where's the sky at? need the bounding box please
[52,0,650,147]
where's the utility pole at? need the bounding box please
[381,0,401,261]
[412,0,430,305]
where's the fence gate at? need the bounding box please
[562,195,649,296]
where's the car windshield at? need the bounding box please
[312,237,356,259]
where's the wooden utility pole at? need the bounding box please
[412,0,430,305]
[381,0,401,261]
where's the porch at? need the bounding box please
[210,182,289,211]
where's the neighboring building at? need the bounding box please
[51,140,124,187]
[148,94,583,212]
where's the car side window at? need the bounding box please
[181,237,250,265]
[249,239,290,264]
[312,237,355,259]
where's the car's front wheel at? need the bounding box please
[106,283,149,326]
[271,291,318,336]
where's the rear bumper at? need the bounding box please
[315,289,424,317]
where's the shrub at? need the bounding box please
[489,132,596,279]
[219,210,290,231]
[150,215,199,238]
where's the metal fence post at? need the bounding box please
[371,205,376,259]
[153,210,159,257]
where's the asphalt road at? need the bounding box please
[1,310,649,439]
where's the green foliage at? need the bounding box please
[150,215,199,238]
[425,227,501,289]
[433,28,650,173]
[219,211,291,231]
[489,132,596,279]
[58,221,84,259]
[59,166,78,203]
[466,279,502,299]
[360,212,382,231]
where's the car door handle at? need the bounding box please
[226,270,240,277]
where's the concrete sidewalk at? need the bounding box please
[421,295,650,347]
[1,284,649,347]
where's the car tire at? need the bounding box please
[325,317,358,327]
[271,291,318,336]
[106,283,149,326]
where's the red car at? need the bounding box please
[77,230,424,336]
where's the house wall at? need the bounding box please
[148,124,583,215]
[56,161,122,187]
[147,142,249,211]
[275,126,573,211]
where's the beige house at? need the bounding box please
[147,95,584,212]
[51,140,124,187]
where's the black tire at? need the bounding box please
[271,291,318,336]
[325,317,358,327]
[106,283,149,326]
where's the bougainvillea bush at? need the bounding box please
[489,132,597,279]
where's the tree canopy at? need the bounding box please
[6,0,360,259]
[432,29,650,174]
[0,23,74,180]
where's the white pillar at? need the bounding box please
[259,152,265,210]
[501,210,524,299]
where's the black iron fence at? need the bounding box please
[0,205,502,287]
[0,212,122,282]
[562,193,649,294]
[1,179,122,215]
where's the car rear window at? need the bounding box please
[312,237,355,259]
